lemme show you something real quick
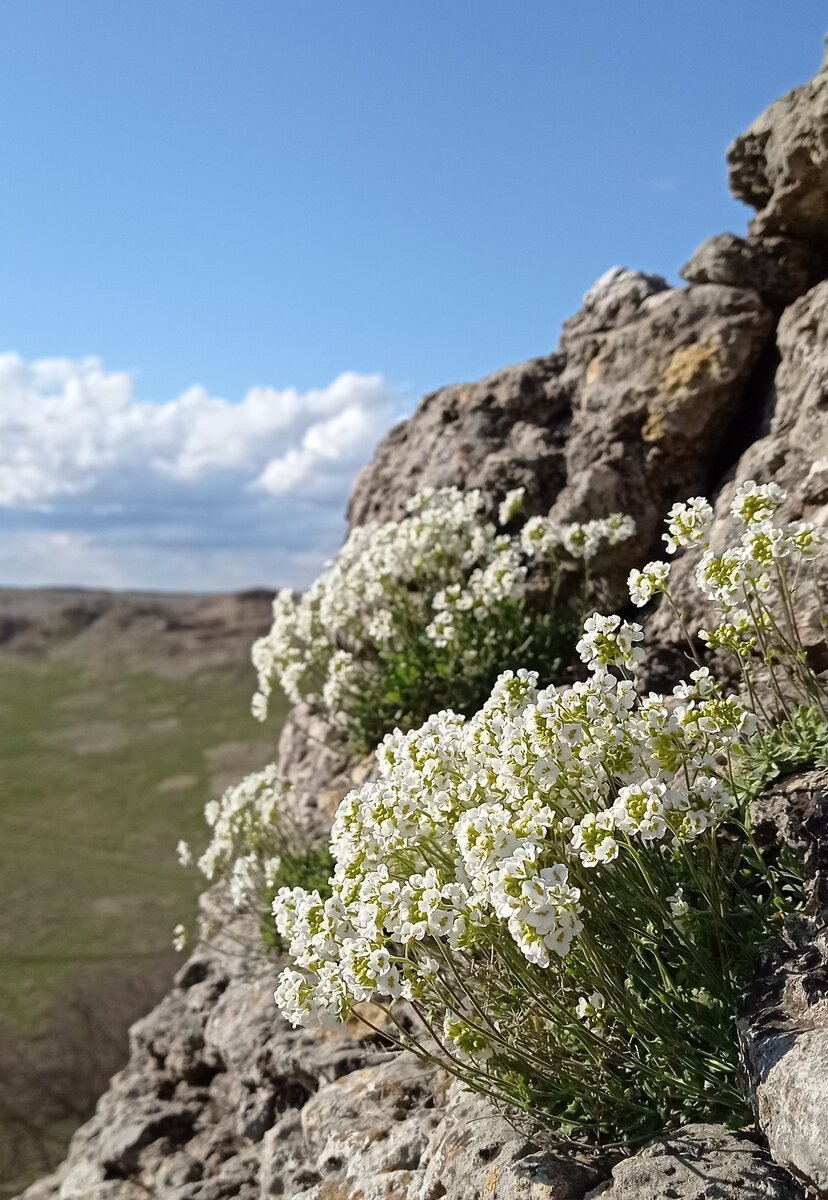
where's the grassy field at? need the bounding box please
[0,645,287,1195]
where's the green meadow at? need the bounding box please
[0,647,286,1195]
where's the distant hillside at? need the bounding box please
[0,586,286,1198]
[0,586,276,672]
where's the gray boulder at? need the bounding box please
[728,38,828,242]
[587,1124,803,1200]
[347,353,573,528]
[350,268,773,607]
[547,279,772,581]
[646,277,828,672]
[413,1083,601,1200]
[738,771,828,1197]
[680,232,822,310]
[740,922,828,1197]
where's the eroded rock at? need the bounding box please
[728,39,828,242]
[347,354,572,528]
[414,1084,601,1200]
[739,771,828,1195]
[548,280,772,585]
[587,1124,803,1200]
[680,233,821,310]
[740,923,828,1197]
[276,702,352,837]
[646,277,828,673]
[351,269,773,609]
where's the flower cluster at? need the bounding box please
[271,481,823,1139]
[174,765,294,941]
[634,480,826,715]
[251,487,635,749]
[273,652,755,1022]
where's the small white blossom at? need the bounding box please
[663,497,714,554]
[628,560,671,607]
[498,487,526,525]
[730,480,785,528]
[667,888,690,919]
[576,614,645,672]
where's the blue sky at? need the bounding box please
[1,3,825,590]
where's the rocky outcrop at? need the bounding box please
[587,1125,804,1200]
[728,38,828,242]
[680,233,822,311]
[347,354,573,527]
[546,275,772,579]
[741,921,828,1198]
[739,771,828,1195]
[648,277,828,670]
[20,37,828,1200]
[350,270,774,599]
[276,703,353,835]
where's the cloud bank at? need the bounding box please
[0,353,403,591]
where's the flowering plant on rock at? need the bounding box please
[272,482,827,1143]
[249,486,634,751]
[175,765,333,951]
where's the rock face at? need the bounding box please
[347,354,573,527]
[728,38,828,242]
[680,233,822,311]
[739,771,828,1195]
[546,276,772,579]
[20,38,828,1200]
[350,269,774,598]
[741,923,828,1198]
[587,1124,804,1200]
[647,277,828,669]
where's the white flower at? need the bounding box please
[730,480,785,528]
[695,549,746,609]
[249,484,634,739]
[498,487,526,525]
[576,613,644,672]
[786,521,823,558]
[663,497,714,554]
[667,888,689,919]
[176,840,192,868]
[628,560,671,607]
[576,990,606,1022]
[520,515,560,560]
[612,778,670,840]
[571,811,619,868]
[172,924,188,952]
[603,513,636,546]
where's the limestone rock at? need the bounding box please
[548,280,773,584]
[414,1084,601,1200]
[646,278,828,673]
[347,354,572,528]
[15,898,393,1200]
[276,702,351,837]
[350,270,773,607]
[740,923,828,1196]
[728,39,828,242]
[749,768,828,907]
[295,1055,445,1200]
[587,1124,803,1200]
[680,233,821,310]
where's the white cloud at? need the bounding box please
[0,353,403,590]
